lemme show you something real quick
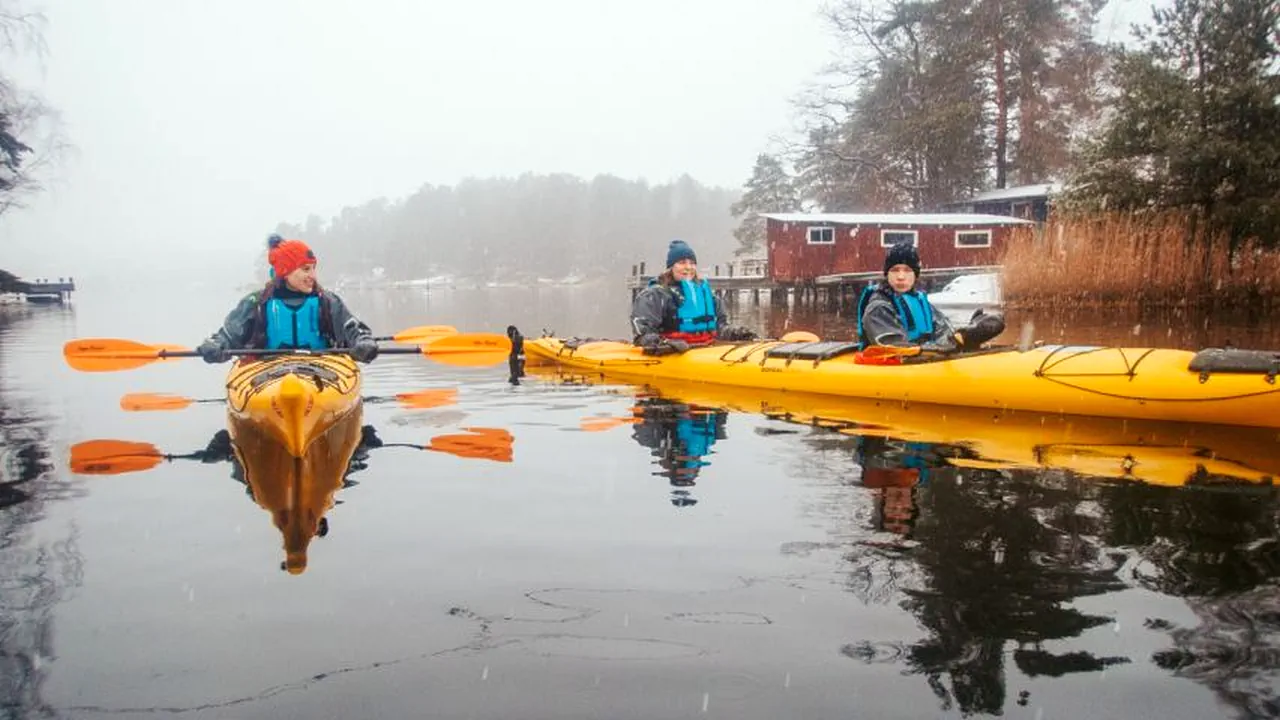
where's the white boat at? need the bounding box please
[929,272,1003,310]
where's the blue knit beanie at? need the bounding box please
[666,240,697,269]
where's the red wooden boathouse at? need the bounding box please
[762,213,1034,284]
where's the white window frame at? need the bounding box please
[880,229,918,247]
[954,229,992,248]
[806,226,835,245]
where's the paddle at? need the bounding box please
[373,325,458,343]
[69,426,515,475]
[120,388,461,412]
[68,439,203,475]
[379,427,515,463]
[64,333,513,373]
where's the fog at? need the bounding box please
[1,0,1155,285]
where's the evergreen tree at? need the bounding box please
[730,154,799,257]
[1069,0,1280,246]
[799,0,1107,209]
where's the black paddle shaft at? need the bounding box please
[157,347,422,359]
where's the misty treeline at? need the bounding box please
[273,174,740,282]
[732,0,1280,254]
[0,1,63,217]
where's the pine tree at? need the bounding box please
[1070,0,1280,245]
[730,154,798,257]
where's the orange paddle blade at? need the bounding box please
[427,427,514,463]
[120,393,198,411]
[780,330,820,343]
[389,325,459,343]
[64,338,193,372]
[395,388,459,410]
[421,333,512,354]
[69,439,165,475]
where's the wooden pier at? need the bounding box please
[0,270,76,304]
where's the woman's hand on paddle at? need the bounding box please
[351,337,379,363]
[197,340,229,364]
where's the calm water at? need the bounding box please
[3,281,1279,719]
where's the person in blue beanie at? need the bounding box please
[630,240,758,354]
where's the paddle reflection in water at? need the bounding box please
[69,415,514,575]
[528,366,1280,716]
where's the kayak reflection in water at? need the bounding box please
[629,396,728,507]
[71,420,513,575]
[189,420,380,574]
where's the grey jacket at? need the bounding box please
[859,285,958,350]
[630,279,728,346]
[202,286,373,351]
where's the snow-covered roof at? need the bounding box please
[965,183,1061,203]
[761,212,1035,227]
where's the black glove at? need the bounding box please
[919,335,958,354]
[640,338,689,356]
[720,326,758,342]
[958,312,1006,349]
[197,339,229,364]
[350,337,379,363]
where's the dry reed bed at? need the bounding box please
[1000,213,1280,310]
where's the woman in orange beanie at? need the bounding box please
[196,235,379,363]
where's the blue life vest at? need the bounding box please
[264,296,328,350]
[855,284,934,347]
[675,412,718,464]
[673,279,717,335]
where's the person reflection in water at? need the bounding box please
[629,397,728,507]
[854,436,940,538]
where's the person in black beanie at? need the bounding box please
[855,241,1005,351]
[630,239,758,354]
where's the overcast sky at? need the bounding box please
[2,0,1156,282]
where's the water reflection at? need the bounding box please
[70,414,514,574]
[888,466,1131,714]
[527,367,1280,716]
[1152,586,1280,719]
[1,309,85,719]
[628,395,728,508]
[1099,481,1280,719]
[854,436,948,538]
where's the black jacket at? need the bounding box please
[202,285,373,351]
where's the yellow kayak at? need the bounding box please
[536,369,1280,487]
[225,354,363,457]
[228,401,363,575]
[524,337,1280,428]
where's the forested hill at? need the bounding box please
[273,173,741,284]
